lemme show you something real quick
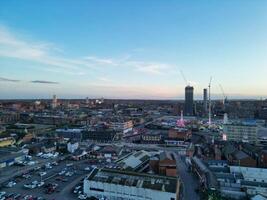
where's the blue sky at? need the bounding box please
[0,0,267,99]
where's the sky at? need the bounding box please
[0,0,267,99]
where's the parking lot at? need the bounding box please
[0,156,96,200]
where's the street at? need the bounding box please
[173,153,199,200]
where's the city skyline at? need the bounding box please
[1,0,267,99]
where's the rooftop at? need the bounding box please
[117,150,153,171]
[86,168,178,193]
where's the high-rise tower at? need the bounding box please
[184,86,194,116]
[51,94,57,109]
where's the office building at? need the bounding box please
[223,122,258,144]
[184,86,194,116]
[84,168,180,200]
[110,120,133,134]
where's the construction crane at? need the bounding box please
[208,76,212,126]
[219,84,227,105]
[180,70,189,86]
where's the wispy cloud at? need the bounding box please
[83,56,116,65]
[0,24,175,77]
[0,76,59,84]
[0,77,20,82]
[83,55,173,75]
[0,25,93,74]
[127,61,171,75]
[31,80,59,84]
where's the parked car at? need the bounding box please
[78,194,87,199]
[84,167,91,171]
[13,193,21,199]
[6,181,16,188]
[0,191,6,198]
[65,172,74,177]
[39,172,47,176]
[58,170,65,175]
[22,174,31,179]
[37,181,45,187]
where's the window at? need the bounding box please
[90,187,104,192]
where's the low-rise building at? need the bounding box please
[56,128,83,140]
[83,129,116,142]
[141,132,162,144]
[168,128,192,141]
[67,141,79,153]
[0,137,15,147]
[84,168,180,200]
[0,112,20,124]
[191,157,267,199]
[230,166,267,197]
[0,147,28,168]
[158,152,177,177]
[116,150,154,172]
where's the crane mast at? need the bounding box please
[180,70,189,86]
[208,77,212,126]
[219,84,227,105]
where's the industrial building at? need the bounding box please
[84,168,180,200]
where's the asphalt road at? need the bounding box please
[173,153,200,200]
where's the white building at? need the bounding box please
[84,168,180,200]
[67,141,79,153]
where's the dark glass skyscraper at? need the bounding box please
[184,86,194,116]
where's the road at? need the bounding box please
[59,173,86,200]
[173,153,199,200]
